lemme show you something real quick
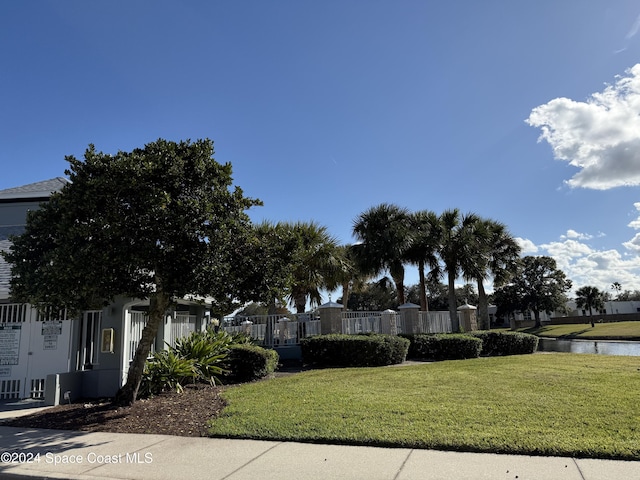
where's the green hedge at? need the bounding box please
[300,334,410,368]
[469,331,539,356]
[402,334,483,361]
[222,344,279,383]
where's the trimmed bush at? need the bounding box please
[139,350,198,398]
[469,331,539,356]
[139,329,243,398]
[222,344,279,383]
[406,334,482,361]
[300,334,410,368]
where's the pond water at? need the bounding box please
[537,338,640,356]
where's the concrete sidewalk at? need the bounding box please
[0,425,639,480]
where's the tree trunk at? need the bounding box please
[447,267,459,331]
[115,290,171,406]
[476,279,489,330]
[341,281,350,310]
[294,293,306,313]
[389,266,406,306]
[418,260,427,311]
[533,308,541,328]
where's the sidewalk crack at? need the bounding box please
[572,458,587,480]
[220,442,283,480]
[393,449,414,480]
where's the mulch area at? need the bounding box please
[3,384,227,437]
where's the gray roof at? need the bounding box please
[0,177,69,200]
[0,240,12,300]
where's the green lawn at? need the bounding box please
[209,354,640,460]
[519,321,640,339]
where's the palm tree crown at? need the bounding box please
[352,203,412,306]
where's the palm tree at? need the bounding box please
[403,210,440,311]
[611,282,622,300]
[285,221,343,313]
[575,285,605,327]
[436,209,482,331]
[461,218,521,330]
[352,203,412,306]
[333,244,370,310]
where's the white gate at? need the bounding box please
[0,304,71,399]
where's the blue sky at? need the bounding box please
[3,1,640,298]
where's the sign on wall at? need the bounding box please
[41,321,62,336]
[43,335,58,350]
[0,325,21,366]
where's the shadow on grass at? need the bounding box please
[520,326,595,339]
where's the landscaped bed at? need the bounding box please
[209,353,640,460]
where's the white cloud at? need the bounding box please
[627,202,640,230]
[526,64,640,190]
[623,233,640,252]
[626,14,640,40]
[560,229,592,240]
[525,238,640,293]
[515,237,538,254]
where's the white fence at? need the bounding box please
[342,310,454,335]
[417,311,454,334]
[221,309,456,346]
[222,313,321,348]
[170,313,196,347]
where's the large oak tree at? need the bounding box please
[4,139,264,405]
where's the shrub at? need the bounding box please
[139,350,197,397]
[222,344,279,383]
[469,331,539,356]
[172,330,234,384]
[300,334,409,368]
[139,329,234,399]
[406,334,482,361]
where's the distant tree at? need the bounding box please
[407,282,478,312]
[343,277,397,311]
[352,204,412,305]
[456,283,479,307]
[575,285,605,327]
[333,244,370,311]
[236,302,269,316]
[403,210,440,311]
[493,283,522,327]
[4,139,266,405]
[284,221,342,313]
[611,282,622,299]
[424,280,450,311]
[615,289,640,301]
[494,256,572,328]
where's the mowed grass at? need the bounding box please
[209,354,640,460]
[521,321,640,339]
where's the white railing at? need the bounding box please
[128,311,155,362]
[0,304,27,323]
[341,312,383,334]
[341,311,405,335]
[417,311,454,334]
[222,313,320,347]
[170,313,196,347]
[222,309,457,346]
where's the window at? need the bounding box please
[77,311,101,370]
